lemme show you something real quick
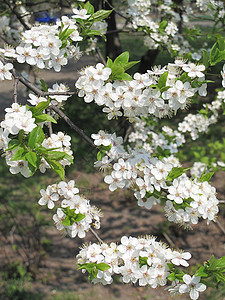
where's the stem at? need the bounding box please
[96,47,106,66]
[50,104,99,151]
[90,227,103,243]
[13,77,19,104]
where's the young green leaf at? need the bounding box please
[5,139,20,151]
[96,263,111,271]
[89,9,112,22]
[166,167,189,181]
[114,52,129,66]
[123,60,140,71]
[200,171,214,182]
[40,79,48,92]
[29,99,50,116]
[24,151,38,168]
[158,71,168,89]
[28,125,45,149]
[46,151,73,164]
[45,159,65,180]
[10,146,26,161]
[35,113,57,124]
[115,73,133,81]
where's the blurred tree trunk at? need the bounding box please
[138,49,159,74]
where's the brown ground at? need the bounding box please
[20,169,224,300]
[0,56,225,300]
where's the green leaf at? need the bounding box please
[159,20,168,31]
[96,263,111,271]
[27,162,37,176]
[89,9,112,22]
[24,152,38,168]
[46,151,73,164]
[29,99,50,116]
[139,256,148,267]
[18,130,25,143]
[115,73,133,81]
[40,79,48,92]
[62,216,70,226]
[84,1,94,15]
[5,139,20,151]
[200,171,214,182]
[110,65,124,76]
[97,151,103,161]
[35,114,57,124]
[167,167,190,181]
[123,61,140,71]
[168,272,176,281]
[180,72,189,83]
[202,49,209,68]
[114,52,129,66]
[106,57,113,68]
[158,71,168,89]
[78,263,96,272]
[160,86,171,93]
[86,30,103,37]
[10,146,26,161]
[74,213,85,222]
[195,266,209,278]
[45,159,65,180]
[28,126,45,149]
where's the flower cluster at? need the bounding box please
[128,121,185,154]
[92,130,219,226]
[76,60,206,121]
[167,275,206,300]
[125,0,223,60]
[77,235,193,288]
[38,180,102,238]
[164,174,219,226]
[178,113,217,140]
[1,103,36,136]
[0,60,13,81]
[39,131,73,173]
[27,82,72,118]
[0,18,82,72]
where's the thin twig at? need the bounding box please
[163,232,175,248]
[4,0,31,30]
[0,56,76,97]
[96,47,106,66]
[104,0,131,22]
[47,109,53,136]
[50,104,99,150]
[13,77,19,103]
[90,227,103,243]
[215,220,225,235]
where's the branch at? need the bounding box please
[50,104,99,151]
[215,219,225,235]
[4,0,31,30]
[6,61,76,97]
[13,77,19,104]
[96,47,106,66]
[104,0,131,22]
[89,227,103,243]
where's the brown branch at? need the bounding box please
[96,47,106,66]
[89,227,103,243]
[13,77,19,103]
[215,220,225,235]
[50,104,99,151]
[104,0,131,22]
[4,0,31,30]
[3,60,76,97]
